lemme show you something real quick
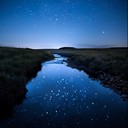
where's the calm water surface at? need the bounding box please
[0,54,127,128]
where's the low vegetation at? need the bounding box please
[0,47,54,120]
[52,48,128,101]
[0,47,127,120]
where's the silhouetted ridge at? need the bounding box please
[59,47,76,50]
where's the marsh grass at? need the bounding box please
[0,47,54,119]
[52,48,128,100]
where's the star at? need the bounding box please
[102,31,105,34]
[49,18,52,21]
[44,4,47,7]
[92,102,94,105]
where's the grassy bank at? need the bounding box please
[0,47,54,120]
[52,48,128,101]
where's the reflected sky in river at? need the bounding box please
[0,54,127,128]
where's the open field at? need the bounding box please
[0,47,54,120]
[0,47,127,120]
[51,48,128,101]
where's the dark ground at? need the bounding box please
[0,47,54,120]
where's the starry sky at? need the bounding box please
[0,0,127,49]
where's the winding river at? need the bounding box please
[0,54,127,128]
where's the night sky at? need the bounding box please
[0,0,127,49]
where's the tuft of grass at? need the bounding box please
[0,47,54,120]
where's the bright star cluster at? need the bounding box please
[0,0,127,48]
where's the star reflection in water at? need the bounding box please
[1,54,127,128]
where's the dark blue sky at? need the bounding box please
[0,0,127,48]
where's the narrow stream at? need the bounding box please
[0,54,127,128]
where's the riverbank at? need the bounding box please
[52,48,128,101]
[0,47,54,120]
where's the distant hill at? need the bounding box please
[59,47,76,50]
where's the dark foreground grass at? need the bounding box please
[0,47,54,120]
[52,48,128,101]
